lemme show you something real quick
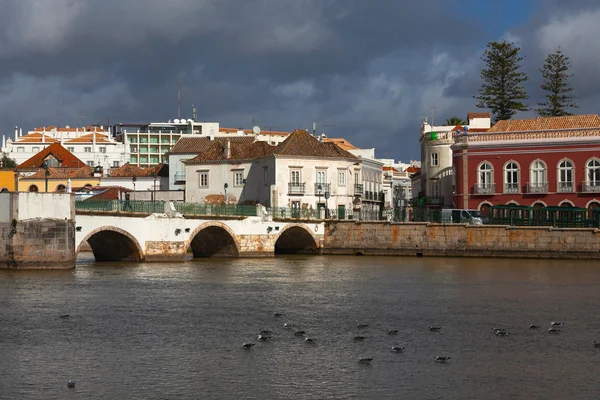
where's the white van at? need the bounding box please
[441,209,484,225]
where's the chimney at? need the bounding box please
[19,128,22,137]
[14,126,18,141]
[225,140,231,159]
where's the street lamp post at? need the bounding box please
[317,184,322,218]
[132,176,137,205]
[224,183,228,205]
[43,161,50,192]
[152,172,157,209]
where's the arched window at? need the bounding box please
[585,159,600,192]
[558,160,574,192]
[56,184,66,192]
[29,185,39,192]
[504,162,519,193]
[529,161,547,193]
[476,162,494,194]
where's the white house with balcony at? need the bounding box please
[183,130,361,217]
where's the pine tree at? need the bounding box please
[475,41,529,122]
[0,153,16,168]
[445,116,466,126]
[535,49,578,117]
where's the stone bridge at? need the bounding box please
[75,211,325,262]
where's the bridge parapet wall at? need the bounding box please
[0,193,75,269]
[323,221,600,259]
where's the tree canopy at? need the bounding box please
[1,153,17,168]
[535,48,578,117]
[475,41,529,122]
[445,116,466,126]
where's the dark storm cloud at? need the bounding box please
[0,0,598,161]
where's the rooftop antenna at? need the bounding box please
[177,77,181,119]
[430,105,440,126]
[312,122,316,136]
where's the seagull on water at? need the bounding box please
[67,380,75,389]
[429,326,441,332]
[358,357,372,364]
[529,325,541,329]
[294,330,305,336]
[391,346,405,352]
[435,356,451,363]
[548,328,560,334]
[493,328,506,332]
[284,323,295,328]
[305,338,316,343]
[273,312,283,317]
[495,331,510,336]
[257,335,270,341]
[354,336,366,341]
[357,324,369,329]
[551,321,564,327]
[60,315,70,319]
[388,330,399,335]
[242,343,256,349]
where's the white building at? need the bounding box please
[418,113,491,208]
[183,130,361,218]
[2,126,127,171]
[115,120,291,168]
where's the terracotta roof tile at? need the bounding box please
[220,127,291,137]
[488,114,600,132]
[20,166,93,179]
[467,112,491,119]
[323,138,358,150]
[169,136,255,154]
[108,163,167,177]
[406,166,421,173]
[64,133,111,143]
[17,142,86,169]
[86,186,132,200]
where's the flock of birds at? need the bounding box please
[240,314,600,366]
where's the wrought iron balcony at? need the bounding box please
[504,183,519,194]
[581,182,600,193]
[409,196,444,206]
[353,184,363,197]
[526,182,548,194]
[174,171,186,182]
[473,184,495,195]
[558,182,574,193]
[288,182,306,195]
[314,183,331,195]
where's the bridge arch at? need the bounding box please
[78,226,144,262]
[185,221,241,258]
[274,224,320,255]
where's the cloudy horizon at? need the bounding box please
[0,0,597,162]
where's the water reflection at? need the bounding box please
[1,255,599,399]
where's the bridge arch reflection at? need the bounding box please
[186,222,240,258]
[274,225,319,255]
[78,226,144,262]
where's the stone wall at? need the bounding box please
[1,193,76,269]
[323,221,600,259]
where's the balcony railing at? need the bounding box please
[558,182,574,193]
[314,183,331,195]
[353,184,364,197]
[409,196,444,206]
[504,183,519,194]
[581,182,600,193]
[473,184,495,195]
[174,172,186,182]
[526,182,548,194]
[288,182,306,195]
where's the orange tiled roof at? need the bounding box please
[467,112,491,119]
[406,166,421,173]
[83,186,132,200]
[15,133,57,143]
[17,142,86,169]
[169,136,255,154]
[185,130,357,164]
[488,114,600,132]
[323,138,358,151]
[20,166,93,179]
[32,126,107,133]
[108,163,168,178]
[65,133,111,143]
[383,166,399,172]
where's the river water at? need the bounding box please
[1,255,600,400]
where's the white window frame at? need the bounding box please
[87,161,94,167]
[198,170,209,188]
[233,170,244,187]
[290,170,301,186]
[67,147,75,152]
[32,147,39,153]
[586,159,600,186]
[530,160,547,186]
[316,170,327,184]
[558,159,574,192]
[99,147,106,153]
[431,152,439,167]
[478,162,493,188]
[17,147,24,152]
[338,170,346,186]
[84,147,92,153]
[504,161,519,193]
[113,161,120,168]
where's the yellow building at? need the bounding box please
[0,170,16,192]
[18,167,100,192]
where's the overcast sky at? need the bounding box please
[1,0,598,162]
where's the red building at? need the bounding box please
[452,115,600,217]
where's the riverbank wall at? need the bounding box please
[0,193,76,269]
[322,221,600,259]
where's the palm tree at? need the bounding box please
[445,116,466,126]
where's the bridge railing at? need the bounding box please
[173,202,258,217]
[75,199,166,213]
[267,207,390,221]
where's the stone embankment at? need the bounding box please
[322,221,600,259]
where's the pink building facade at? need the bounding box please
[452,115,600,217]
